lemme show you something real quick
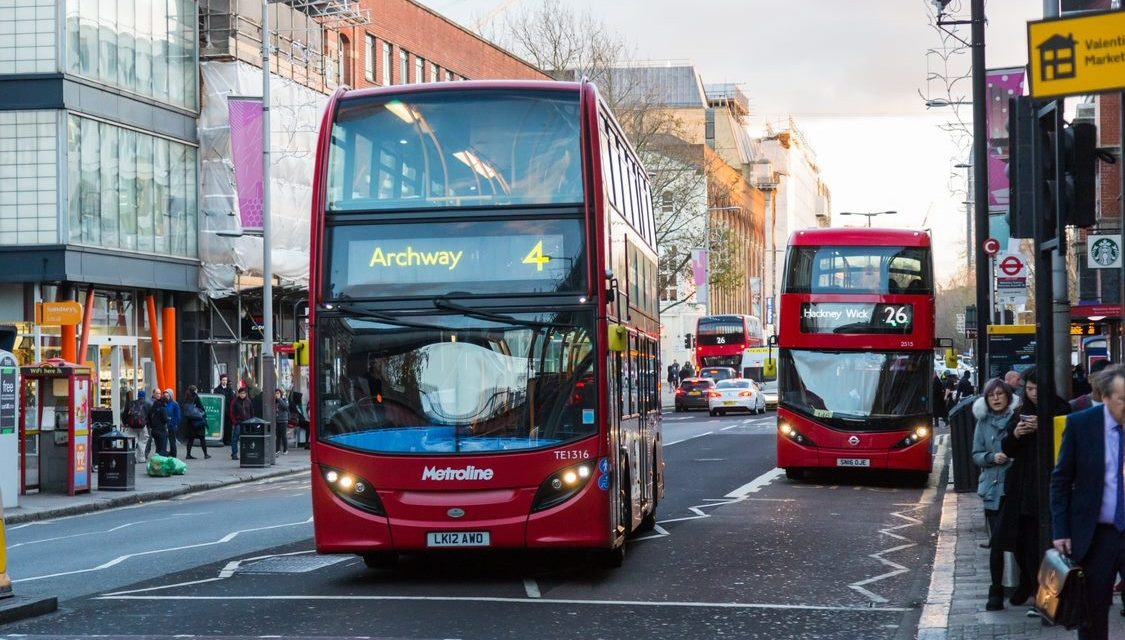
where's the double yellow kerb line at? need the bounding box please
[0,491,11,598]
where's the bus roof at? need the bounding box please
[338,80,583,102]
[788,228,931,247]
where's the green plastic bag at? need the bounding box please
[170,457,187,475]
[146,454,172,477]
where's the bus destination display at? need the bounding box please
[800,302,914,334]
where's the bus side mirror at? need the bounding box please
[764,358,777,379]
[607,324,627,352]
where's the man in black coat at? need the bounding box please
[1051,364,1125,640]
[213,374,235,445]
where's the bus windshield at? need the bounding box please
[779,350,930,429]
[316,310,597,454]
[327,89,583,211]
[697,317,747,345]
[785,246,932,295]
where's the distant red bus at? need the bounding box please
[776,228,935,481]
[695,314,764,368]
[308,80,663,568]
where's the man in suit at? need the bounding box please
[1051,364,1125,640]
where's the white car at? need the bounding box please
[708,379,766,416]
[758,380,778,410]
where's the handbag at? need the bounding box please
[185,403,205,421]
[1034,548,1089,630]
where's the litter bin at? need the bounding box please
[97,428,135,491]
[948,394,980,493]
[239,418,270,468]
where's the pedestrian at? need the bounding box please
[1051,363,1125,640]
[1071,359,1111,412]
[971,377,1018,611]
[932,373,948,428]
[668,360,680,388]
[229,385,254,460]
[289,390,310,449]
[943,372,957,405]
[147,389,170,458]
[1073,364,1091,398]
[120,390,150,463]
[996,369,1070,611]
[213,374,235,445]
[163,388,181,459]
[1004,369,1023,395]
[957,370,974,401]
[182,385,210,460]
[680,361,695,380]
[274,388,290,455]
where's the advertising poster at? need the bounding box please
[73,377,90,492]
[691,248,708,306]
[985,68,1026,231]
[199,393,227,442]
[228,97,265,231]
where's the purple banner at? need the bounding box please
[986,68,1026,211]
[228,97,264,230]
[692,248,708,306]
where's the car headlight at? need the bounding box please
[893,425,931,449]
[778,421,816,447]
[531,460,596,512]
[320,465,386,515]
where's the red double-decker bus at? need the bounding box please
[695,314,764,368]
[308,80,663,568]
[776,228,935,481]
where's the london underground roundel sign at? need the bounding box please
[999,255,1024,276]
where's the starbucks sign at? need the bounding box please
[1088,235,1122,269]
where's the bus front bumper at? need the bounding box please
[776,434,933,472]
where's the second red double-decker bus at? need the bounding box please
[695,314,764,368]
[776,228,935,482]
[308,79,663,568]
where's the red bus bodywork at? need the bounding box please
[307,80,663,563]
[694,314,764,369]
[776,228,935,476]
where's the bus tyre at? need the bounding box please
[784,468,804,481]
[709,409,717,417]
[361,552,398,570]
[597,543,626,569]
[636,466,658,533]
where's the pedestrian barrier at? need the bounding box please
[947,394,980,493]
[1,491,12,598]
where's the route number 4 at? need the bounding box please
[523,240,551,272]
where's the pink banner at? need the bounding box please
[692,248,709,306]
[985,68,1026,211]
[228,97,264,230]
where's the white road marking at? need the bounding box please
[724,468,785,498]
[664,431,713,446]
[12,517,314,584]
[7,513,207,548]
[523,579,541,599]
[97,593,911,613]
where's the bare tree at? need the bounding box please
[490,0,743,309]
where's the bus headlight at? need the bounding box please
[778,421,816,447]
[893,425,932,449]
[320,465,386,516]
[532,461,595,512]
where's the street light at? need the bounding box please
[838,210,897,227]
[261,0,275,426]
[924,98,972,108]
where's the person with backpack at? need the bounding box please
[163,388,181,459]
[182,385,210,459]
[274,388,290,455]
[121,390,150,463]
[147,391,171,458]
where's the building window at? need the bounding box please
[661,191,674,214]
[338,33,352,86]
[382,42,391,85]
[62,0,197,111]
[0,111,58,246]
[415,56,424,84]
[66,114,197,257]
[445,69,453,82]
[430,63,439,83]
[399,49,408,84]
[364,34,375,82]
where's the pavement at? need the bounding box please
[918,479,1125,639]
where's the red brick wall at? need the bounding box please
[1100,93,1121,222]
[333,0,549,90]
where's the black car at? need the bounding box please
[674,377,716,412]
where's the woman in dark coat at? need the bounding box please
[996,368,1070,607]
[182,385,210,459]
[931,373,948,427]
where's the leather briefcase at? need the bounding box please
[1035,548,1089,630]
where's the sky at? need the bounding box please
[416,0,1046,282]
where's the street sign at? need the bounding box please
[983,238,1001,255]
[1027,10,1125,98]
[998,254,1025,277]
[1087,234,1122,269]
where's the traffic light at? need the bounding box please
[683,333,693,349]
[1008,97,1038,239]
[1063,121,1097,228]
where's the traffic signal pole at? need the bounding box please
[971,0,990,391]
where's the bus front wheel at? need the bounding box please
[361,552,398,570]
[784,468,805,481]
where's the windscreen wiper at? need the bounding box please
[433,295,573,328]
[321,304,451,331]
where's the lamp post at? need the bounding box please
[838,210,897,227]
[261,0,275,426]
[956,160,973,275]
[704,206,742,315]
